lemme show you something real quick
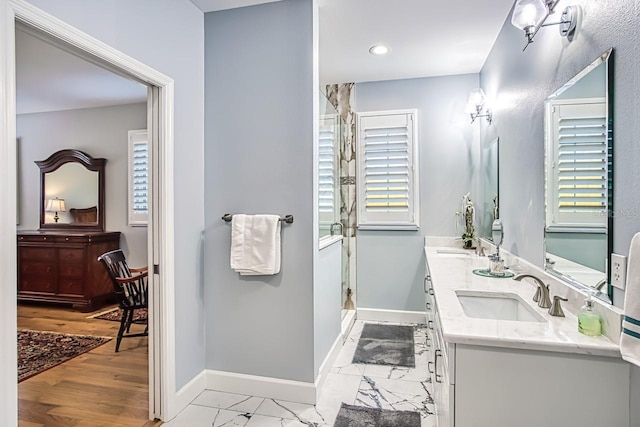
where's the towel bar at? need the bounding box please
[222,213,294,224]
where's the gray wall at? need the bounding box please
[480,0,639,423]
[204,0,316,382]
[355,74,480,311]
[315,241,342,375]
[25,0,206,389]
[546,232,606,271]
[17,103,148,267]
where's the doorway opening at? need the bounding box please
[2,1,177,423]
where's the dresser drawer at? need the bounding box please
[58,263,84,279]
[58,279,83,296]
[20,247,56,262]
[20,263,55,275]
[19,276,56,293]
[58,248,85,262]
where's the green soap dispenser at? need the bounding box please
[578,290,602,336]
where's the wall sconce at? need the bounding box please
[468,88,492,124]
[511,0,578,51]
[46,197,66,223]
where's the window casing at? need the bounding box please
[546,98,607,231]
[128,129,148,226]
[356,110,419,230]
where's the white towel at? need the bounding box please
[621,232,640,367]
[230,214,281,276]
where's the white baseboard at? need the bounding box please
[357,308,426,324]
[314,332,344,401]
[170,370,207,420]
[341,310,356,341]
[205,370,316,405]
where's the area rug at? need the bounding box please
[18,329,111,382]
[352,323,415,367]
[334,403,421,427]
[90,307,147,323]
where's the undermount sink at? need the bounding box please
[436,248,472,257]
[456,291,546,323]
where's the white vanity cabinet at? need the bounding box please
[431,300,455,427]
[424,248,632,427]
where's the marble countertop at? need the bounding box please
[425,245,620,358]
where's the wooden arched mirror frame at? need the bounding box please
[36,149,106,232]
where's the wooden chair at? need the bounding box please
[97,249,148,352]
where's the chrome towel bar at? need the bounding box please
[222,213,294,224]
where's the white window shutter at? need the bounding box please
[548,99,607,229]
[128,129,149,226]
[357,110,419,229]
[319,115,338,225]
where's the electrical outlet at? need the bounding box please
[611,253,627,290]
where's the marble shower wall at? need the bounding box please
[326,83,357,307]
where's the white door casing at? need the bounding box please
[1,0,177,423]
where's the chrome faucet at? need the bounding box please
[513,273,552,309]
[594,278,607,291]
[548,296,568,317]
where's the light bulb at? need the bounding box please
[511,0,547,31]
[369,45,390,56]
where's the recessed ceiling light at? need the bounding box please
[369,45,390,56]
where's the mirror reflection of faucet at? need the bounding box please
[330,222,343,237]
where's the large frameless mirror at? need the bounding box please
[480,137,499,241]
[543,49,613,304]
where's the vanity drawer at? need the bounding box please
[58,279,84,296]
[20,247,56,262]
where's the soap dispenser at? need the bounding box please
[578,291,602,337]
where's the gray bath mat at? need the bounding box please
[334,403,421,427]
[352,323,415,367]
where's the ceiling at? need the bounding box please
[16,28,147,115]
[16,0,516,114]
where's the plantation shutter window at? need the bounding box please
[128,129,149,226]
[319,115,339,228]
[547,99,607,229]
[357,110,419,229]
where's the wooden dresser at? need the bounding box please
[17,230,121,311]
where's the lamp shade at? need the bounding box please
[46,198,66,212]
[467,88,487,113]
[511,0,547,31]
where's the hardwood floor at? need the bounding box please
[18,303,162,427]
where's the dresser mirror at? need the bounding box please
[480,137,499,241]
[36,149,106,232]
[543,49,613,304]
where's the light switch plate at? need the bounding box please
[611,253,627,290]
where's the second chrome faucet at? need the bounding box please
[513,273,552,309]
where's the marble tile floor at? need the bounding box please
[164,320,435,427]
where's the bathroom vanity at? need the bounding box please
[424,241,630,427]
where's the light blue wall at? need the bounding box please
[204,0,316,383]
[355,74,480,311]
[546,232,606,271]
[24,0,206,390]
[314,240,342,375]
[17,104,148,267]
[480,0,640,423]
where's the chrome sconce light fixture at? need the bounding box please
[511,0,578,51]
[468,88,492,124]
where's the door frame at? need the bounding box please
[0,0,177,423]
